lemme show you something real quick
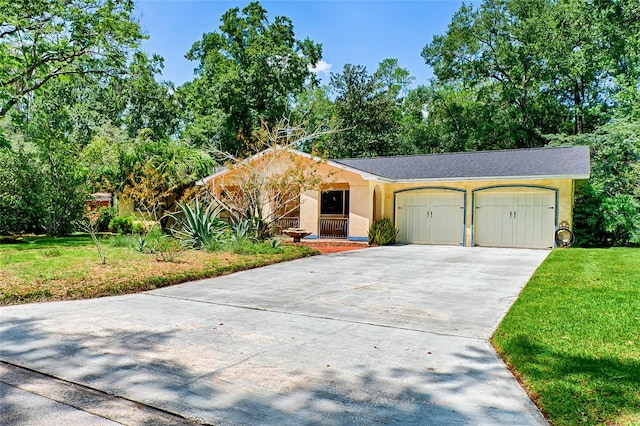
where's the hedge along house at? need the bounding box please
[199,145,590,249]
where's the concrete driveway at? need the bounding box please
[0,245,549,425]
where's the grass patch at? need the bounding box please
[0,236,318,306]
[492,248,640,426]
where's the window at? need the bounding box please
[321,190,349,216]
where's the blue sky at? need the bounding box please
[134,1,474,87]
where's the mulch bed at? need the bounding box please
[285,240,370,255]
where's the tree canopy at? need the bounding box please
[0,0,143,118]
[179,1,322,154]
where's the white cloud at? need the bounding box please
[308,60,332,75]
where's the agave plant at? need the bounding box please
[170,198,227,249]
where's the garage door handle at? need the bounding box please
[514,211,517,219]
[510,211,513,219]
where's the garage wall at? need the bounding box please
[382,178,575,247]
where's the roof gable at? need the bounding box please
[332,146,590,181]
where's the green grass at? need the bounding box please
[492,248,640,426]
[0,235,318,305]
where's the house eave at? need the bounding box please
[325,160,393,182]
[386,174,590,184]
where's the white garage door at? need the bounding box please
[474,191,555,249]
[396,191,464,245]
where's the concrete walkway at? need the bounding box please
[0,245,549,425]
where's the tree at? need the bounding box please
[318,63,404,158]
[421,0,640,151]
[0,148,45,234]
[0,0,143,118]
[548,117,640,246]
[37,137,88,236]
[119,130,214,228]
[290,85,336,153]
[422,0,567,149]
[208,120,330,239]
[180,2,322,153]
[120,52,178,139]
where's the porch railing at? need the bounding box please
[274,217,300,234]
[319,217,348,239]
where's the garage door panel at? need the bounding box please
[396,191,464,245]
[475,194,513,247]
[475,190,555,249]
[430,199,464,245]
[408,202,430,243]
[514,193,555,248]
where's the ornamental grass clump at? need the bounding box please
[368,218,399,246]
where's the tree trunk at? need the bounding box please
[574,80,584,134]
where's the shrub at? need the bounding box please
[149,235,184,262]
[0,149,45,234]
[368,218,399,246]
[132,221,147,234]
[95,207,116,232]
[107,234,136,248]
[573,185,640,247]
[108,216,133,234]
[601,194,640,246]
[231,218,258,244]
[169,198,227,249]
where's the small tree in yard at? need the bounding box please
[76,212,106,265]
[209,120,334,239]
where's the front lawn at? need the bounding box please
[0,235,317,306]
[492,248,640,426]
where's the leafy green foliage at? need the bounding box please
[180,1,322,153]
[232,241,283,255]
[574,188,640,248]
[0,0,144,118]
[38,139,88,236]
[368,218,399,246]
[108,216,133,234]
[421,0,640,149]
[601,195,640,246]
[0,149,45,234]
[318,62,411,158]
[230,219,258,245]
[549,118,640,246]
[170,198,227,249]
[119,132,215,225]
[148,235,184,263]
[94,207,116,233]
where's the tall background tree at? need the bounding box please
[179,1,322,154]
[0,0,143,118]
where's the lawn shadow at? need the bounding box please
[0,235,94,251]
[498,334,640,424]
